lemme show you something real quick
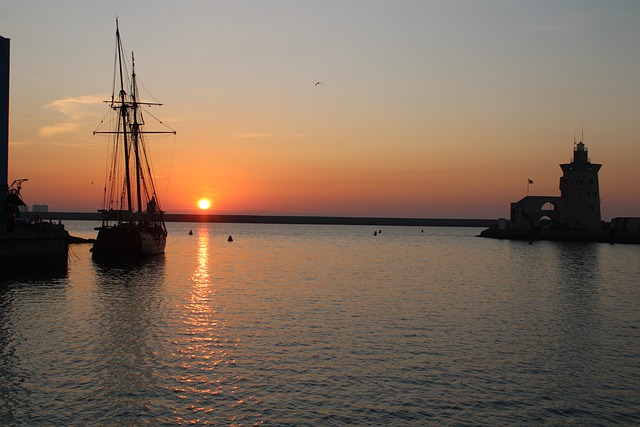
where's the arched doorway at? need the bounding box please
[538,202,559,229]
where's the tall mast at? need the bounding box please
[116,20,133,212]
[131,52,143,214]
[93,19,177,219]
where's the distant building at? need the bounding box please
[510,141,602,231]
[32,204,49,212]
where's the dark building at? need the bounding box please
[0,35,69,269]
[0,35,8,213]
[510,141,602,231]
[559,141,602,229]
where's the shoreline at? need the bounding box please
[30,212,496,228]
[479,226,640,245]
[26,212,640,244]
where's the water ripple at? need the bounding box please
[0,223,638,425]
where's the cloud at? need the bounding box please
[39,94,107,137]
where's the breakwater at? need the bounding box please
[31,212,496,228]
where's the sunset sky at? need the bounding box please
[2,1,639,219]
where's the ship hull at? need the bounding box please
[91,222,166,261]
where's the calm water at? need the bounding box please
[0,221,638,426]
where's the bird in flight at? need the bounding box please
[315,81,323,86]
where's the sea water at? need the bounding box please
[0,221,638,425]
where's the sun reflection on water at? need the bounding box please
[191,229,210,285]
[170,227,242,423]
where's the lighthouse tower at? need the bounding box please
[559,141,602,230]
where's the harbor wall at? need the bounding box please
[0,222,69,268]
[31,212,497,228]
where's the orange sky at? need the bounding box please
[3,1,640,219]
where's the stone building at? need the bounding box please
[510,141,602,231]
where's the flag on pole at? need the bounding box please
[528,179,533,184]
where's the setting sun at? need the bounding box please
[197,199,212,210]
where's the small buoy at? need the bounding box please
[374,231,377,236]
[188,230,193,235]
[228,235,233,242]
